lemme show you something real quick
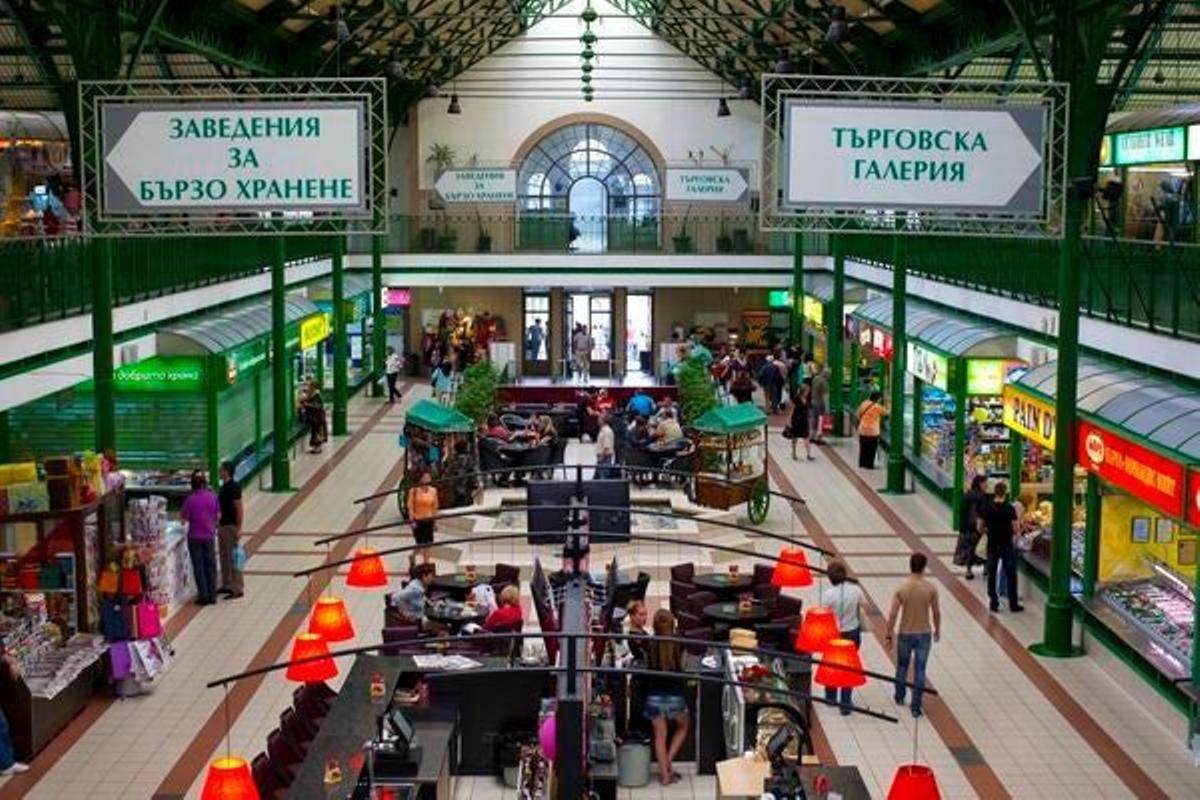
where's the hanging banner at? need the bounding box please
[1188,468,1200,529]
[906,343,948,390]
[1077,420,1186,519]
[433,169,516,203]
[664,168,750,202]
[1003,386,1055,451]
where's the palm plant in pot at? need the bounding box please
[673,204,694,253]
[426,144,457,251]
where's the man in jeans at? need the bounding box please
[884,553,941,717]
[216,461,244,599]
[595,412,616,478]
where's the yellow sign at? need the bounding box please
[299,314,330,350]
[802,296,824,327]
[1002,385,1055,451]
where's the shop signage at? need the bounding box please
[100,101,366,213]
[1003,386,1055,450]
[1112,126,1186,166]
[1077,420,1185,518]
[1189,125,1200,162]
[227,340,267,382]
[113,357,204,392]
[783,101,1046,214]
[1188,468,1200,529]
[802,296,824,327]
[767,289,791,309]
[433,169,516,203]
[966,359,1020,396]
[299,314,330,350]
[1099,135,1112,167]
[905,343,948,390]
[664,168,749,202]
[386,288,411,307]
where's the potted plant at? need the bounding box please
[426,144,457,250]
[716,223,733,253]
[455,360,501,423]
[673,204,694,253]
[676,355,718,424]
[475,208,492,252]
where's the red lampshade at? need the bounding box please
[794,606,840,653]
[887,764,942,800]
[200,756,259,800]
[309,595,355,642]
[814,637,866,689]
[285,632,339,683]
[771,548,813,588]
[346,547,388,588]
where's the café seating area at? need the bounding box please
[250,682,335,798]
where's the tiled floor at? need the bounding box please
[2,390,1197,799]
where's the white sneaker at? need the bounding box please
[1,762,30,775]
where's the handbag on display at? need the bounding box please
[136,600,162,638]
[109,643,132,680]
[98,562,120,595]
[120,549,144,596]
[101,599,132,641]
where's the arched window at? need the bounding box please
[517,123,660,219]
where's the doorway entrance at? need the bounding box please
[522,291,551,377]
[568,177,607,254]
[625,292,653,375]
[564,291,612,379]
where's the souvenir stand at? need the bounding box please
[397,399,479,518]
[690,403,770,524]
[1005,357,1200,730]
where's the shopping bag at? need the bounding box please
[101,599,131,641]
[98,562,119,595]
[233,543,247,571]
[120,566,144,597]
[136,600,162,638]
[974,531,989,561]
[109,643,132,680]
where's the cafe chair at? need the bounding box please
[686,590,718,616]
[754,584,781,610]
[293,686,328,726]
[478,439,513,486]
[481,618,524,656]
[492,562,521,589]
[630,571,651,602]
[670,562,696,584]
[266,728,304,785]
[752,563,775,587]
[305,680,337,708]
[251,752,287,800]
[501,413,529,430]
[381,625,425,655]
[680,626,714,655]
[753,621,792,651]
[280,708,315,754]
[773,594,803,619]
[677,610,702,631]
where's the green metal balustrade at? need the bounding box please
[0,235,331,333]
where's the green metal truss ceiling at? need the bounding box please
[0,0,1197,117]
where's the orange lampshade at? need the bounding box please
[771,548,813,588]
[200,756,259,800]
[285,632,338,683]
[346,547,388,588]
[814,637,866,689]
[887,764,942,800]
[309,595,355,642]
[794,606,840,653]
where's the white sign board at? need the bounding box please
[434,169,517,203]
[101,101,366,213]
[1188,125,1200,161]
[784,101,1046,214]
[665,168,749,202]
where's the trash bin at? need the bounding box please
[617,740,651,788]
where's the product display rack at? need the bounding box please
[1097,561,1195,679]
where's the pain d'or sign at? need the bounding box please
[1002,386,1055,451]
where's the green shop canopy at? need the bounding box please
[405,398,475,433]
[803,273,871,304]
[308,273,373,300]
[158,295,322,356]
[1015,358,1200,462]
[694,403,768,435]
[851,296,1018,358]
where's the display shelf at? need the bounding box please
[1097,576,1193,674]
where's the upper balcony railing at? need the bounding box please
[348,214,824,257]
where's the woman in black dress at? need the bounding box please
[790,383,813,461]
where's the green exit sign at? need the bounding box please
[768,290,792,309]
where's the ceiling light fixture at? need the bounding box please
[738,79,753,100]
[1152,68,1165,85]
[447,92,462,114]
[423,81,439,98]
[775,53,793,74]
[717,96,731,117]
[387,48,404,80]
[826,5,849,45]
[334,4,351,44]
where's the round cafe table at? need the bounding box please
[692,572,754,599]
[429,572,494,601]
[702,601,770,626]
[425,600,488,633]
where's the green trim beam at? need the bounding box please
[332,235,348,436]
[885,234,907,493]
[270,236,290,492]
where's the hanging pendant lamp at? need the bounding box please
[887,764,942,800]
[771,548,813,587]
[794,606,839,653]
[309,595,355,642]
[200,756,259,800]
[346,546,388,588]
[286,632,338,683]
[814,637,865,689]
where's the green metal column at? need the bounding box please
[1081,473,1101,599]
[791,233,804,342]
[371,234,386,398]
[829,235,846,436]
[849,339,861,419]
[1009,432,1025,497]
[885,234,908,493]
[911,377,923,458]
[0,411,10,462]
[92,239,116,453]
[205,355,220,487]
[253,369,263,465]
[332,234,348,436]
[951,362,968,531]
[270,237,290,492]
[316,342,326,389]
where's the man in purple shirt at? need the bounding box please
[180,470,220,605]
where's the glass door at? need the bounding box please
[565,291,613,379]
[625,292,653,375]
[522,292,551,377]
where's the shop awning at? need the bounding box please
[850,296,1018,358]
[1106,102,1200,134]
[803,273,871,304]
[0,110,68,140]
[405,398,475,433]
[157,295,323,356]
[1015,358,1200,461]
[693,403,767,435]
[307,273,374,299]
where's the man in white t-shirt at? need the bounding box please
[385,347,403,404]
[595,413,616,478]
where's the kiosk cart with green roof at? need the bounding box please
[398,399,479,518]
[691,403,770,524]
